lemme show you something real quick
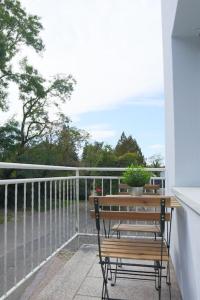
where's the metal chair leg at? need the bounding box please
[100,259,110,300]
[111,258,118,286]
[166,261,172,300]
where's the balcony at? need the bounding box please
[0,162,180,300]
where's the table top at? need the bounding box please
[89,194,181,208]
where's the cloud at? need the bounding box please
[126,98,164,107]
[89,129,116,141]
[19,0,163,121]
[82,123,117,141]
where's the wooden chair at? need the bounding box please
[90,196,172,300]
[114,184,161,238]
[118,183,129,195]
[144,183,160,194]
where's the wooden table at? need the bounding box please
[90,194,181,208]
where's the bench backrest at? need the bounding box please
[90,195,170,235]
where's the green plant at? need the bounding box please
[122,165,151,187]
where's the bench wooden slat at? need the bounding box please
[90,210,171,221]
[101,251,169,261]
[103,238,166,247]
[101,238,169,261]
[102,242,168,252]
[101,247,168,256]
[102,245,168,254]
[89,195,171,207]
[112,224,160,233]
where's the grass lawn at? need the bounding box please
[0,210,15,224]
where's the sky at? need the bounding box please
[2,0,165,160]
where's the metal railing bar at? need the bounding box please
[0,177,77,185]
[70,179,72,237]
[44,181,47,259]
[76,170,79,234]
[38,182,41,265]
[14,184,18,285]
[4,185,8,294]
[85,179,88,234]
[73,179,76,234]
[50,181,52,254]
[66,179,69,239]
[31,183,34,270]
[23,183,27,276]
[54,181,57,250]
[0,162,165,172]
[59,180,61,245]
[0,162,78,171]
[63,180,66,242]
[0,175,165,185]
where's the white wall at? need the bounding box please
[171,202,200,300]
[161,0,178,193]
[162,1,200,299]
[162,0,200,188]
[173,37,200,186]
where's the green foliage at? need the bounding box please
[122,165,151,187]
[14,59,76,152]
[0,0,44,109]
[115,132,145,165]
[148,154,164,168]
[117,152,141,167]
[82,142,117,167]
[0,118,21,160]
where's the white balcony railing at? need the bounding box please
[0,162,165,299]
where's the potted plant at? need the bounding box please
[122,165,152,196]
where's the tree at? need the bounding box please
[15,59,76,155]
[115,132,145,165]
[0,118,21,160]
[148,154,164,168]
[0,0,44,110]
[82,142,116,167]
[50,114,89,166]
[117,152,141,167]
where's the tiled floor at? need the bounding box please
[22,244,182,300]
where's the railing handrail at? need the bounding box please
[0,162,78,171]
[0,175,165,185]
[0,162,165,172]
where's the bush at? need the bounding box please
[122,165,151,187]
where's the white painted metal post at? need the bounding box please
[38,182,41,264]
[23,183,27,276]
[44,182,47,258]
[31,183,34,270]
[76,170,80,234]
[50,181,52,253]
[14,184,18,285]
[4,185,8,294]
[63,180,66,242]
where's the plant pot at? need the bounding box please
[128,186,143,196]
